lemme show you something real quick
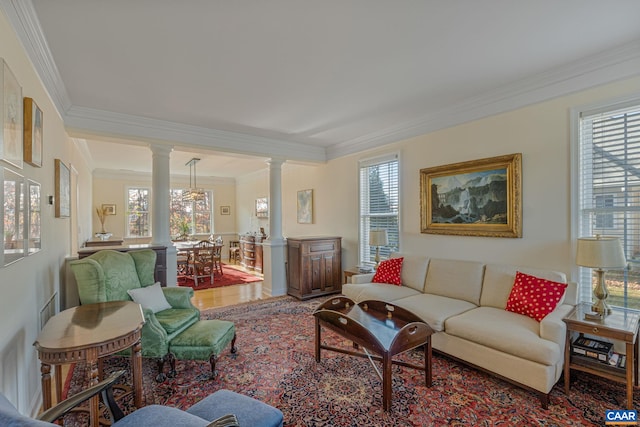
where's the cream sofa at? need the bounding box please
[342,253,577,408]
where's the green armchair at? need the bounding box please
[70,249,200,381]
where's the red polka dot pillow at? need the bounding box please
[372,257,404,286]
[505,271,568,322]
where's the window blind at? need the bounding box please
[358,153,400,266]
[578,102,640,310]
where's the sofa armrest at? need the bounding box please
[162,287,196,309]
[351,273,375,284]
[539,303,574,348]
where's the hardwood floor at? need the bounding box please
[191,278,267,310]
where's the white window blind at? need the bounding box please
[578,102,640,310]
[359,154,400,266]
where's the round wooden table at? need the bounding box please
[34,301,145,426]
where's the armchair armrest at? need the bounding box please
[162,287,196,309]
[37,370,126,423]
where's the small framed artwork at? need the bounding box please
[1,59,23,169]
[27,179,41,254]
[420,153,522,238]
[2,167,25,265]
[297,189,313,224]
[220,205,230,215]
[23,97,43,167]
[101,203,116,215]
[54,158,70,218]
[256,197,268,218]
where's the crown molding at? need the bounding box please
[64,106,327,163]
[92,167,235,185]
[326,39,640,160]
[0,0,71,117]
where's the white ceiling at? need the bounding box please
[5,1,640,177]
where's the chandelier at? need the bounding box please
[183,158,206,202]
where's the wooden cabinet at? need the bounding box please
[77,244,167,286]
[240,233,266,273]
[287,236,342,300]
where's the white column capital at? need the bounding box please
[149,143,174,157]
[265,157,286,168]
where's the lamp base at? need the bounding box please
[592,268,612,318]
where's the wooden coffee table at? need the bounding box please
[313,296,434,411]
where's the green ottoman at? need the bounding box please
[170,319,237,378]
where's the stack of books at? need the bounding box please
[572,336,613,363]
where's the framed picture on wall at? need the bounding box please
[23,97,43,167]
[297,189,313,224]
[1,59,23,169]
[54,158,70,218]
[256,197,268,218]
[220,205,230,215]
[420,153,522,238]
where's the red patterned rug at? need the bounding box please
[178,264,262,289]
[62,296,634,426]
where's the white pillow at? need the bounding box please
[127,282,172,313]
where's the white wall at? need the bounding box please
[237,77,640,279]
[0,9,91,415]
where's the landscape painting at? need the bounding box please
[420,153,522,238]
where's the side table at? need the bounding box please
[563,302,640,409]
[343,267,361,284]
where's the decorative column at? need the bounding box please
[263,158,287,296]
[149,144,177,287]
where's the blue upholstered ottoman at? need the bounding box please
[169,319,237,378]
[186,389,284,427]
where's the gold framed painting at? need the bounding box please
[420,153,522,238]
[23,97,43,167]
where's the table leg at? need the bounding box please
[54,365,62,405]
[564,330,571,394]
[132,338,143,408]
[315,319,321,362]
[425,339,432,387]
[626,341,634,409]
[86,350,100,427]
[40,363,52,410]
[382,353,392,411]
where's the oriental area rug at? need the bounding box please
[63,296,635,426]
[177,264,262,289]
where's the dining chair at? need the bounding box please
[190,240,215,287]
[213,244,223,276]
[228,240,240,264]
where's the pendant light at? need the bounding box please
[183,158,206,202]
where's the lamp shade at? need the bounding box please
[576,236,627,269]
[370,229,389,246]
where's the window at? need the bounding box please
[359,154,400,266]
[126,187,150,238]
[577,100,640,310]
[169,189,213,237]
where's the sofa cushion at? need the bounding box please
[372,257,404,286]
[393,294,477,332]
[155,308,201,335]
[505,271,568,322]
[444,306,562,366]
[423,259,485,305]
[127,282,172,313]
[390,252,429,292]
[343,282,421,303]
[481,264,567,309]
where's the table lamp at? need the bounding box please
[576,235,627,318]
[370,229,389,268]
